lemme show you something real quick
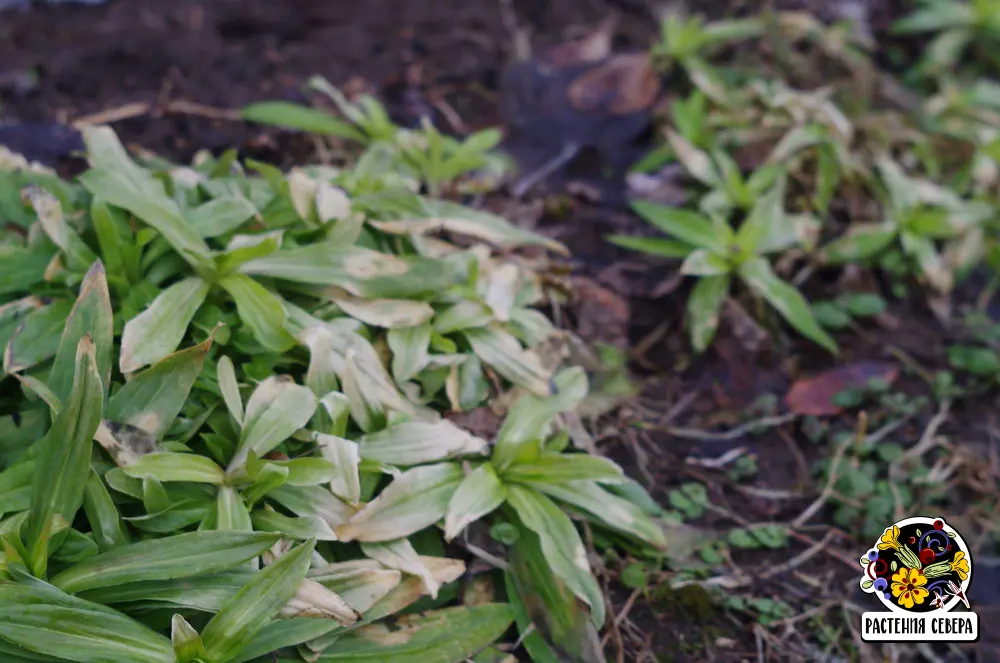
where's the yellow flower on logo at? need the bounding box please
[891,567,929,609]
[878,525,902,551]
[950,552,969,581]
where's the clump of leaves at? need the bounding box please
[894,0,1000,78]
[242,76,511,196]
[0,126,668,661]
[609,178,836,353]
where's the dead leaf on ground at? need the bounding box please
[567,52,660,116]
[571,275,630,350]
[784,361,899,416]
[444,407,503,441]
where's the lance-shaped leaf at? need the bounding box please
[217,355,244,426]
[359,420,489,466]
[687,274,730,354]
[79,126,214,274]
[503,452,625,484]
[819,222,897,264]
[336,463,464,542]
[47,262,113,404]
[119,278,210,374]
[3,300,74,374]
[316,434,361,504]
[371,197,568,254]
[313,604,514,663]
[281,577,360,623]
[739,257,837,353]
[230,376,317,470]
[77,569,254,613]
[0,461,35,514]
[333,293,436,329]
[530,480,667,549]
[506,519,605,663]
[215,486,254,532]
[242,101,361,138]
[107,334,213,438]
[25,187,99,272]
[50,530,281,593]
[362,538,441,598]
[241,243,458,299]
[301,325,340,397]
[0,584,174,663]
[188,195,258,238]
[219,273,297,352]
[464,325,552,396]
[121,452,225,485]
[252,506,338,541]
[494,367,588,469]
[387,322,432,384]
[444,464,506,542]
[200,539,316,662]
[341,347,386,434]
[505,485,605,627]
[269,484,356,529]
[82,469,130,552]
[231,618,344,663]
[171,614,207,663]
[27,336,103,576]
[433,300,493,334]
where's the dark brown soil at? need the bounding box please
[2,1,998,662]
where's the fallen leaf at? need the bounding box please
[571,276,630,351]
[567,52,660,116]
[540,15,618,68]
[784,361,899,416]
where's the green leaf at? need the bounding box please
[502,453,625,484]
[242,101,362,139]
[215,486,254,532]
[505,484,605,626]
[27,336,103,577]
[444,463,507,542]
[532,480,668,549]
[665,130,722,186]
[76,569,252,613]
[119,277,210,373]
[251,506,338,540]
[47,261,113,404]
[735,175,787,254]
[188,196,258,238]
[241,243,458,299]
[108,334,213,438]
[3,300,74,374]
[311,604,514,663]
[606,234,695,258]
[24,187,99,272]
[463,325,552,397]
[0,246,50,298]
[219,273,297,352]
[506,520,604,663]
[201,539,316,662]
[269,484,355,530]
[631,200,724,251]
[230,375,318,470]
[893,1,973,33]
[0,584,173,663]
[50,530,281,593]
[230,618,342,663]
[171,614,208,663]
[217,355,245,426]
[336,463,464,542]
[687,274,730,354]
[820,223,897,264]
[122,452,225,484]
[82,469,130,552]
[388,322,432,384]
[316,433,361,504]
[79,126,215,274]
[739,258,837,353]
[680,248,730,276]
[359,420,489,466]
[494,367,588,469]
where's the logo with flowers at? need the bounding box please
[859,516,972,613]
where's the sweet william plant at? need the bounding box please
[0,120,669,662]
[611,176,837,354]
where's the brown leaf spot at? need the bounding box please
[785,362,899,416]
